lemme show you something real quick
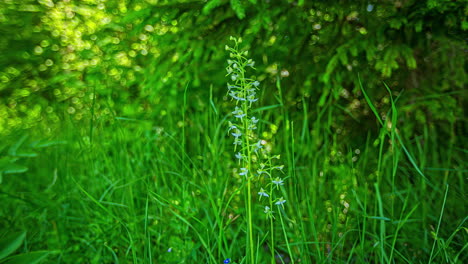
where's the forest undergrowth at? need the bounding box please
[0,40,466,264]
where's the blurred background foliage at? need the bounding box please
[0,0,466,141]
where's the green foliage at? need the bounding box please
[230,0,246,19]
[0,231,26,260]
[0,231,50,264]
[0,0,466,263]
[0,0,465,144]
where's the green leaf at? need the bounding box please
[462,20,468,30]
[252,104,282,113]
[0,231,26,260]
[0,157,15,168]
[4,251,49,264]
[3,164,28,175]
[31,140,66,148]
[14,152,37,158]
[367,216,392,221]
[406,56,416,69]
[358,75,383,127]
[203,0,223,15]
[230,0,246,19]
[415,20,423,32]
[8,135,28,157]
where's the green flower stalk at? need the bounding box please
[225,37,289,264]
[225,37,257,263]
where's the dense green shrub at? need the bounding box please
[1,0,466,140]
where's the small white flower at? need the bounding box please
[229,91,237,98]
[274,165,284,171]
[227,83,238,90]
[257,169,266,175]
[247,94,258,103]
[258,188,269,197]
[232,107,246,119]
[230,91,246,101]
[231,74,238,81]
[236,113,246,119]
[228,124,237,132]
[233,138,242,145]
[232,107,244,118]
[264,206,275,218]
[239,168,248,176]
[272,177,284,187]
[248,117,258,130]
[275,197,286,206]
[231,131,242,138]
[254,140,263,152]
[252,81,260,87]
[235,152,243,160]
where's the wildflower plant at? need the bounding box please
[225,37,289,263]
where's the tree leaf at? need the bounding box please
[230,0,245,19]
[203,0,223,15]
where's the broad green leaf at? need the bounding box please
[0,231,26,260]
[4,251,49,264]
